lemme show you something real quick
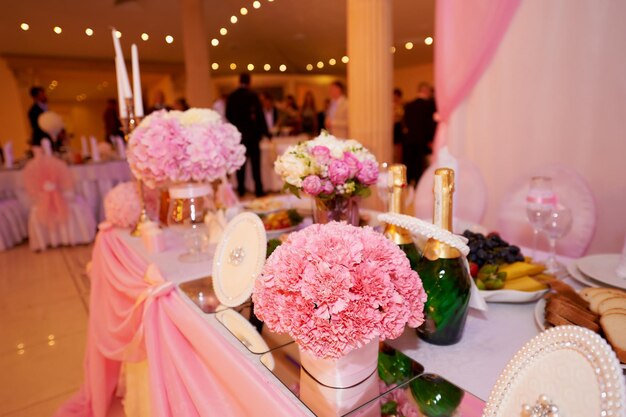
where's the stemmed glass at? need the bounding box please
[543,206,573,276]
[525,176,556,259]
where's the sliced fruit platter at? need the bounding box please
[536,283,626,366]
[260,209,307,240]
[463,230,551,303]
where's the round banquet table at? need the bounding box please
[55,220,613,417]
[0,159,131,222]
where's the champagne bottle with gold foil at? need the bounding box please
[383,164,421,270]
[416,168,471,345]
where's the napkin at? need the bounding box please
[115,136,126,159]
[80,136,89,158]
[41,139,53,156]
[90,136,100,162]
[205,210,227,245]
[617,235,626,279]
[3,141,13,168]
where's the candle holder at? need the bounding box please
[122,98,150,237]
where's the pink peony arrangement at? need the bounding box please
[127,108,246,188]
[104,181,159,228]
[274,132,379,199]
[253,222,427,359]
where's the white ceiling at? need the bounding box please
[0,0,434,101]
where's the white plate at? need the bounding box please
[265,217,311,240]
[212,213,267,307]
[577,254,626,290]
[242,197,286,215]
[566,261,597,287]
[216,309,275,370]
[480,287,549,303]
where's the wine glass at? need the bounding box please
[542,206,573,276]
[525,176,555,259]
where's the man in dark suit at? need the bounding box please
[226,73,269,197]
[28,86,50,147]
[403,82,437,185]
[260,92,279,136]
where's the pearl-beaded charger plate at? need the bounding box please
[576,254,626,290]
[480,288,549,303]
[212,213,267,307]
[533,298,626,370]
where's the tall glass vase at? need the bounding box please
[167,183,213,263]
[312,195,360,226]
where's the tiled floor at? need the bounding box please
[0,243,92,416]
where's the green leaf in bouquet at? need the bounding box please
[381,400,398,416]
[282,183,301,198]
[267,239,282,258]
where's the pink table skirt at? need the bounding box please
[54,227,305,417]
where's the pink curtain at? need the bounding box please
[432,0,522,155]
[54,228,304,417]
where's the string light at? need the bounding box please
[211,38,219,46]
[253,1,261,9]
[404,41,413,50]
[247,64,255,71]
[390,46,396,53]
[220,27,228,36]
[328,58,336,66]
[53,26,62,34]
[306,64,313,71]
[316,61,324,69]
[20,23,29,31]
[212,63,219,70]
[279,64,287,72]
[141,33,149,41]
[230,15,238,24]
[240,7,248,15]
[264,64,271,71]
[165,35,174,44]
[341,56,349,64]
[85,28,93,36]
[230,63,237,70]
[424,36,433,46]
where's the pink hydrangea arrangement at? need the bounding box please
[127,108,246,188]
[274,132,379,199]
[253,222,427,359]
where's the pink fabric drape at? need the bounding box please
[432,0,522,155]
[22,155,73,226]
[54,228,304,417]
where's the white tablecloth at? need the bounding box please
[0,159,132,222]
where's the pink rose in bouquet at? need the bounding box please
[357,160,379,186]
[253,222,427,359]
[302,175,323,196]
[328,160,351,185]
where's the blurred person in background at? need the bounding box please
[325,81,348,138]
[403,82,437,185]
[213,93,228,120]
[317,98,330,135]
[173,97,190,111]
[279,95,301,135]
[260,92,279,137]
[103,98,123,144]
[28,86,50,147]
[148,90,170,114]
[393,88,405,164]
[300,91,318,137]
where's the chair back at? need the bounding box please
[22,155,74,226]
[484,325,625,417]
[498,165,596,257]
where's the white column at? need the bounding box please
[347,0,393,166]
[180,0,212,107]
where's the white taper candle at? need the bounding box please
[131,44,144,118]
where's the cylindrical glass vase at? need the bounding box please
[312,195,360,226]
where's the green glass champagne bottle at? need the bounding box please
[416,168,471,345]
[383,164,421,270]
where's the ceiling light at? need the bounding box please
[328,58,336,66]
[264,64,271,71]
[85,28,93,36]
[390,46,396,53]
[211,38,219,46]
[253,1,261,8]
[405,41,414,50]
[230,15,238,24]
[51,80,58,87]
[141,33,149,41]
[230,63,237,70]
[316,61,324,69]
[306,64,313,71]
[20,23,29,31]
[341,56,349,64]
[247,64,254,71]
[115,30,122,39]
[165,35,174,44]
[240,7,248,15]
[220,27,228,36]
[279,64,287,72]
[53,26,62,34]
[424,36,433,46]
[212,63,219,70]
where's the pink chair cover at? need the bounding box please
[54,228,305,417]
[432,0,522,156]
[414,156,488,225]
[497,166,597,257]
[22,155,73,226]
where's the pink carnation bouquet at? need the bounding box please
[127,108,246,188]
[274,132,379,199]
[253,222,427,359]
